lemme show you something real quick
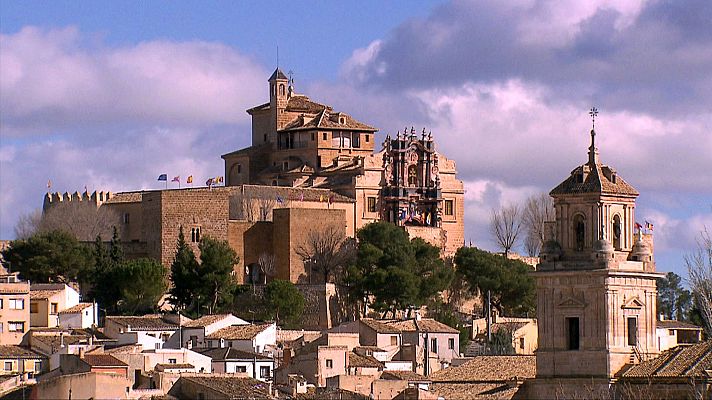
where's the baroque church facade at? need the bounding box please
[43,68,464,287]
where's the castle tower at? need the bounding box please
[269,67,290,134]
[531,115,662,390]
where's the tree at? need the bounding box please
[265,279,304,327]
[1,230,93,283]
[38,201,122,242]
[14,209,42,239]
[657,272,693,321]
[197,237,239,315]
[686,227,712,335]
[455,246,536,316]
[489,204,522,258]
[114,258,167,315]
[521,193,555,256]
[169,226,199,311]
[296,224,357,283]
[347,222,453,317]
[257,252,276,284]
[489,327,515,355]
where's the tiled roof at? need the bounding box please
[270,68,288,81]
[393,387,439,400]
[29,289,62,299]
[361,318,401,334]
[550,162,638,196]
[381,370,430,382]
[282,108,377,132]
[179,376,272,399]
[82,354,128,367]
[183,314,234,328]
[58,302,93,314]
[297,387,368,400]
[430,356,536,382]
[0,346,45,359]
[221,142,271,159]
[155,363,194,370]
[106,315,179,331]
[348,352,383,369]
[386,319,459,334]
[102,344,143,354]
[285,95,331,114]
[657,320,703,330]
[31,334,86,351]
[206,324,272,340]
[197,347,272,361]
[622,341,712,378]
[430,382,520,400]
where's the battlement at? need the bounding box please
[43,190,114,212]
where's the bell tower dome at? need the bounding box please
[530,110,663,396]
[269,68,290,133]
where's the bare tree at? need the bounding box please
[257,195,276,221]
[686,227,712,335]
[296,225,357,283]
[522,193,555,256]
[489,204,522,258]
[229,192,258,221]
[14,209,42,239]
[39,202,122,242]
[257,252,276,284]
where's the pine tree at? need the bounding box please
[109,226,123,264]
[169,226,199,312]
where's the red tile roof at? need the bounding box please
[430,356,536,382]
[622,341,712,378]
[58,302,93,314]
[82,354,128,368]
[386,319,459,334]
[206,324,272,340]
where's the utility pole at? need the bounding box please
[486,290,492,351]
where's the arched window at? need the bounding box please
[613,214,622,250]
[279,84,285,96]
[573,214,585,251]
[408,165,418,186]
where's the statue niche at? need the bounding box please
[613,214,622,250]
[574,214,585,251]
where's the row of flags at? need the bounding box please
[157,174,223,188]
[635,221,655,232]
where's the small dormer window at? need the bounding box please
[340,117,346,124]
[611,173,617,183]
[283,161,289,170]
[576,173,584,183]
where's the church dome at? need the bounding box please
[631,235,652,257]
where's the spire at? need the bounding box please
[588,107,599,165]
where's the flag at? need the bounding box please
[276,196,284,205]
[216,176,224,183]
[206,178,214,187]
[47,179,52,189]
[645,220,654,231]
[187,175,193,184]
[157,174,167,181]
[172,176,180,183]
[635,222,643,231]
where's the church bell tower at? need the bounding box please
[533,109,662,383]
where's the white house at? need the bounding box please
[656,319,703,352]
[141,347,212,373]
[29,283,80,328]
[205,323,277,355]
[104,315,186,351]
[197,347,274,381]
[58,303,97,329]
[166,314,248,349]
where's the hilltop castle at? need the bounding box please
[43,68,464,288]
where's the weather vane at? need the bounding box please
[589,107,599,130]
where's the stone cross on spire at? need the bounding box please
[588,107,600,165]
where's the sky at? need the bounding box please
[1,0,710,279]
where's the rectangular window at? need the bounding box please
[353,134,360,148]
[30,302,38,313]
[9,299,24,310]
[124,213,130,224]
[237,164,242,174]
[8,322,24,333]
[50,303,58,315]
[367,197,377,213]
[323,132,327,141]
[326,359,333,369]
[444,200,454,216]
[390,336,398,346]
[627,317,638,346]
[260,366,270,378]
[168,358,177,364]
[365,134,370,143]
[311,132,315,141]
[236,366,247,373]
[263,134,267,142]
[566,317,580,350]
[4,362,11,371]
[448,338,455,350]
[34,361,42,372]
[0,298,3,308]
[430,338,438,353]
[520,338,525,350]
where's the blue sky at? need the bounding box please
[1,0,711,279]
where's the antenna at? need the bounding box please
[276,45,279,69]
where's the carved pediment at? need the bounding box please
[558,296,586,308]
[622,296,644,309]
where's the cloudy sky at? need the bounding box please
[1,0,710,278]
